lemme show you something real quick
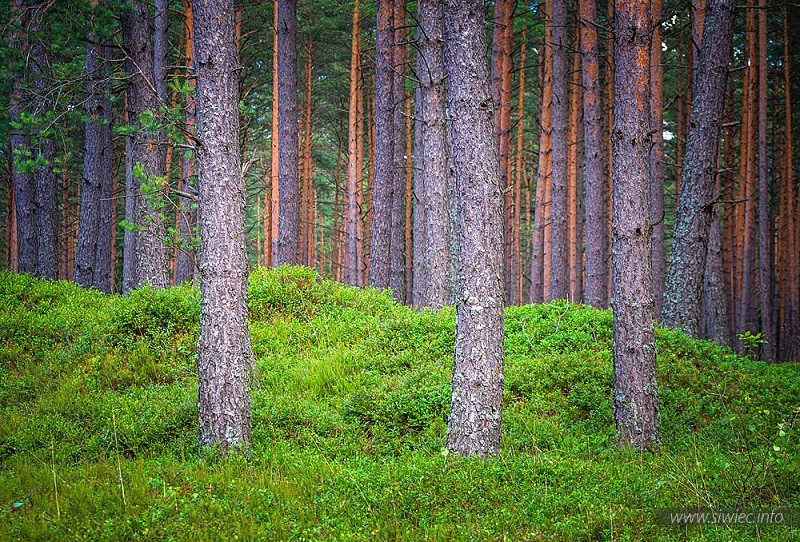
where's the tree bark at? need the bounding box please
[611,0,659,451]
[417,0,452,309]
[443,0,505,457]
[369,0,395,288]
[194,0,253,450]
[649,0,665,316]
[75,36,114,290]
[276,0,299,265]
[756,0,774,360]
[567,44,582,303]
[661,0,735,337]
[345,0,361,286]
[579,0,606,308]
[548,0,569,300]
[121,0,168,290]
[389,0,407,302]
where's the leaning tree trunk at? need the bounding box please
[611,0,660,451]
[276,0,300,265]
[369,0,395,288]
[418,0,452,310]
[443,0,505,457]
[194,0,253,450]
[75,37,113,290]
[662,0,735,337]
[121,0,168,290]
[548,0,569,300]
[579,0,607,308]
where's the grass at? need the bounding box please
[0,265,798,540]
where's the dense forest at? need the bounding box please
[1,0,799,538]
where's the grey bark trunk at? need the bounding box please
[76,39,113,290]
[548,0,569,300]
[411,84,426,306]
[122,135,137,293]
[10,0,36,275]
[194,0,253,450]
[418,0,452,310]
[121,0,168,290]
[579,0,607,308]
[369,0,395,289]
[702,196,733,346]
[31,39,58,280]
[649,0,665,315]
[443,0,505,457]
[612,0,660,451]
[276,0,300,265]
[662,0,735,337]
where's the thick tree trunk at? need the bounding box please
[662,0,735,337]
[75,38,113,289]
[276,0,299,265]
[121,0,168,290]
[548,0,569,300]
[611,0,660,451]
[418,0,452,310]
[369,0,395,288]
[389,0,407,302]
[649,0,665,316]
[443,0,505,457]
[10,0,36,275]
[579,0,606,308]
[412,84,426,306]
[702,170,733,346]
[194,0,253,450]
[567,45,582,303]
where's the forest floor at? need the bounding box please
[0,266,798,540]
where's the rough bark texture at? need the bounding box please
[32,47,58,281]
[662,0,735,337]
[756,0,774,361]
[702,177,733,346]
[418,0,451,310]
[412,84,426,306]
[548,0,569,300]
[612,0,660,451]
[10,0,36,275]
[443,0,505,457]
[579,0,606,308]
[345,0,361,286]
[194,0,253,450]
[369,0,394,289]
[122,130,137,292]
[121,0,168,290]
[389,0,407,303]
[276,0,300,265]
[567,46,582,303]
[649,0,665,315]
[75,38,114,289]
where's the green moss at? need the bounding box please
[0,267,798,540]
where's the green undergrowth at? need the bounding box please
[0,266,798,540]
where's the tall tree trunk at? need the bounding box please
[389,0,407,302]
[412,83,426,306]
[567,44,582,303]
[369,0,395,289]
[404,95,413,302]
[612,0,659,451]
[418,0,452,309]
[530,7,553,304]
[739,0,759,345]
[270,0,280,265]
[31,39,58,280]
[75,35,113,290]
[650,0,665,315]
[579,0,606,308]
[756,0,774,360]
[662,0,735,337]
[443,0,505,457]
[702,157,733,346]
[549,0,569,300]
[513,27,527,304]
[345,0,361,286]
[176,0,197,284]
[276,0,299,265]
[10,0,36,275]
[194,0,252,450]
[121,0,168,290]
[302,43,313,266]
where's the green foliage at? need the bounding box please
[0,268,798,540]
